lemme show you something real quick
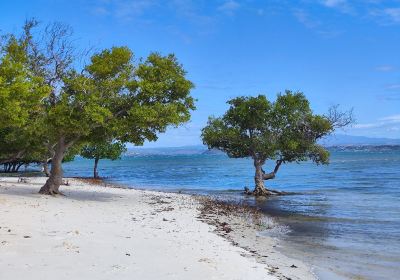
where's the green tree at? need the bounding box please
[201,91,353,196]
[0,31,50,164]
[80,141,127,178]
[11,20,195,194]
[37,47,194,195]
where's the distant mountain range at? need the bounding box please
[126,134,400,156]
[319,134,400,146]
[126,145,207,156]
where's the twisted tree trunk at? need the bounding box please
[39,137,67,195]
[16,162,24,172]
[11,162,18,172]
[252,159,273,196]
[93,157,99,179]
[251,159,283,196]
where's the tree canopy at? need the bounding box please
[41,46,194,194]
[0,31,50,165]
[202,91,353,196]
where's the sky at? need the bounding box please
[1,0,400,147]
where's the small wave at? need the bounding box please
[259,223,292,238]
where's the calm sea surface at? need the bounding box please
[63,148,400,280]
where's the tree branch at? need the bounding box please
[327,105,355,129]
[262,159,282,180]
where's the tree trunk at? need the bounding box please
[16,163,24,172]
[252,159,273,196]
[249,159,284,196]
[93,157,99,179]
[39,137,67,195]
[42,161,50,177]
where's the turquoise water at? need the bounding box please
[63,148,400,279]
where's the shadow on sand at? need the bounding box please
[0,179,120,203]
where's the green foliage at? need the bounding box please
[80,141,126,161]
[0,32,50,164]
[0,35,49,129]
[44,46,195,147]
[202,91,335,165]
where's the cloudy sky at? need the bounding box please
[2,0,400,146]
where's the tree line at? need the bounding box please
[1,19,352,196]
[0,19,195,194]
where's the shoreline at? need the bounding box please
[0,176,315,279]
[196,196,316,280]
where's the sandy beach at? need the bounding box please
[0,177,315,280]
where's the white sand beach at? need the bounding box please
[0,177,315,280]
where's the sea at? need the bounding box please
[62,146,400,280]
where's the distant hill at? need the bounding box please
[125,135,400,156]
[126,145,207,156]
[320,134,400,146]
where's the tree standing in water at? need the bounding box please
[202,91,353,196]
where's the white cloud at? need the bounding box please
[375,65,395,72]
[321,0,347,8]
[114,0,156,20]
[380,114,400,122]
[257,9,265,16]
[92,6,110,16]
[320,0,353,14]
[354,123,380,129]
[369,7,400,25]
[170,0,214,28]
[91,0,156,21]
[293,9,321,29]
[386,84,400,90]
[218,0,240,16]
[90,0,215,41]
[383,8,400,23]
[354,114,400,129]
[292,8,342,38]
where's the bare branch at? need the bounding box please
[326,104,355,129]
[44,21,74,82]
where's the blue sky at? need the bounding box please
[2,0,400,146]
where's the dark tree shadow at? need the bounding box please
[0,180,120,202]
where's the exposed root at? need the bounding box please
[38,184,64,196]
[244,186,289,197]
